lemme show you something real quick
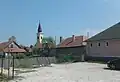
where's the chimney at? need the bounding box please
[60,36,63,43]
[72,35,75,42]
[87,32,89,38]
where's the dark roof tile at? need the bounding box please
[87,22,120,41]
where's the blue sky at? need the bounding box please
[0,0,120,46]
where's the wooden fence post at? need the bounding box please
[12,55,14,78]
[7,53,10,79]
[1,54,4,75]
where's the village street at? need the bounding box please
[10,62,120,82]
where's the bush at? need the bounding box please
[56,54,74,63]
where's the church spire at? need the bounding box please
[36,21,44,44]
[38,22,42,33]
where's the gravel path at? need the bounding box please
[10,62,120,82]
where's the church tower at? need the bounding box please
[37,22,43,44]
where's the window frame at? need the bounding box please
[41,37,43,39]
[10,44,13,48]
[105,42,109,47]
[98,42,100,47]
[90,43,92,47]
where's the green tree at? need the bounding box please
[33,36,56,56]
[42,36,56,48]
[42,37,56,57]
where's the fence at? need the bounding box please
[0,57,56,79]
[0,57,56,69]
[13,57,56,68]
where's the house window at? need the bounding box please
[41,37,42,39]
[106,42,109,46]
[98,43,100,46]
[90,43,92,47]
[11,44,13,48]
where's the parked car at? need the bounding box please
[107,59,120,69]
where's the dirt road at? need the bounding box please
[10,62,120,82]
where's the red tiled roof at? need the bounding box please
[0,41,27,53]
[0,41,11,50]
[57,36,87,48]
[19,45,32,52]
[4,48,26,53]
[25,47,32,52]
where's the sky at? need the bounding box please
[0,0,120,46]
